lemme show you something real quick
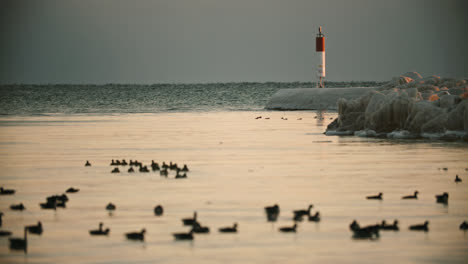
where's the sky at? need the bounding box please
[0,0,467,84]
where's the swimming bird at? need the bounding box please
[264,204,280,222]
[139,165,150,173]
[125,229,145,241]
[173,230,194,240]
[219,223,238,233]
[352,227,379,240]
[293,204,313,221]
[0,230,12,236]
[409,221,429,231]
[279,223,297,233]
[162,162,169,170]
[350,220,360,231]
[26,222,43,235]
[106,203,116,211]
[366,193,383,200]
[175,171,187,179]
[89,222,110,235]
[349,220,379,239]
[455,175,462,183]
[181,164,189,172]
[460,221,468,230]
[154,205,163,216]
[111,167,120,173]
[66,187,79,193]
[110,160,116,166]
[308,212,321,222]
[121,159,128,166]
[380,220,399,231]
[0,187,15,195]
[435,192,449,204]
[160,168,168,177]
[128,167,134,173]
[402,191,419,199]
[85,160,91,166]
[40,200,56,210]
[151,161,160,171]
[9,227,27,253]
[182,212,197,226]
[10,203,25,211]
[192,222,210,234]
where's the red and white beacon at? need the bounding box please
[316,26,326,88]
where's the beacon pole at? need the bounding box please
[316,27,325,88]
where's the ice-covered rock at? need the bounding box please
[325,72,468,141]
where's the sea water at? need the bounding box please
[0,84,467,264]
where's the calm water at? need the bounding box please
[0,111,467,264]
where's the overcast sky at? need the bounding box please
[0,0,466,84]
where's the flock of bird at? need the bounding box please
[0,163,467,253]
[99,159,189,178]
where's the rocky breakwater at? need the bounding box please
[326,72,468,141]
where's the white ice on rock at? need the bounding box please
[325,72,468,141]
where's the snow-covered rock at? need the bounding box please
[325,72,468,141]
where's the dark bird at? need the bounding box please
[0,230,12,236]
[264,204,280,222]
[9,227,27,253]
[460,221,468,230]
[182,212,197,226]
[111,167,120,173]
[175,172,187,179]
[352,228,379,240]
[154,205,164,216]
[160,168,168,177]
[89,222,110,235]
[219,223,238,233]
[0,187,15,195]
[366,193,383,200]
[409,221,429,231]
[173,230,194,240]
[192,222,210,234]
[125,229,145,241]
[106,203,116,211]
[293,204,313,221]
[10,203,25,211]
[255,116,262,119]
[0,212,3,227]
[85,160,91,166]
[380,220,399,231]
[349,220,379,239]
[162,162,169,170]
[402,191,419,199]
[181,164,189,172]
[435,192,449,204]
[279,223,297,233]
[121,159,128,166]
[151,160,160,171]
[308,212,321,222]
[128,167,135,173]
[110,159,116,166]
[350,220,360,231]
[66,187,79,193]
[455,175,462,183]
[26,221,43,235]
[40,200,56,210]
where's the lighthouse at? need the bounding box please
[316,26,325,88]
